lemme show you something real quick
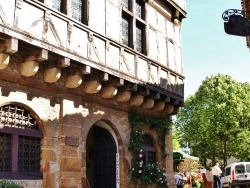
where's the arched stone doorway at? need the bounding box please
[86,124,118,188]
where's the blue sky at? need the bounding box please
[182,0,250,99]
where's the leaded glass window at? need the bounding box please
[122,0,132,11]
[44,0,87,24]
[121,0,146,54]
[48,0,63,12]
[136,23,143,53]
[136,0,145,20]
[122,15,130,46]
[71,0,82,22]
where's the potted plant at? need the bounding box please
[190,173,204,188]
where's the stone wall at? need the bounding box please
[0,80,175,188]
[0,44,175,188]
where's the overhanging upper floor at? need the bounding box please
[0,0,185,117]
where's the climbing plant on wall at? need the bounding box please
[128,110,172,155]
[128,110,172,188]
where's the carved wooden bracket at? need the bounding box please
[0,38,18,54]
[100,86,118,99]
[141,98,155,109]
[85,72,108,82]
[79,65,91,75]
[57,57,70,68]
[20,49,48,77]
[25,49,48,62]
[102,78,124,87]
[115,90,131,103]
[164,104,174,115]
[44,64,61,83]
[129,95,144,106]
[0,38,18,70]
[65,73,83,88]
[82,80,102,94]
[152,101,165,112]
[0,53,10,70]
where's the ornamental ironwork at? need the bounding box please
[222,9,250,37]
[222,9,244,21]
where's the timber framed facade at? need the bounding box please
[0,0,186,187]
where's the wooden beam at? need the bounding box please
[0,38,18,54]
[25,49,48,62]
[58,57,70,68]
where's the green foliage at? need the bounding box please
[131,150,168,187]
[175,74,250,166]
[128,111,172,130]
[128,130,144,153]
[128,111,171,187]
[0,179,22,188]
[128,110,172,153]
[172,127,180,150]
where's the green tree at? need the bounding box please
[172,127,180,150]
[175,74,250,168]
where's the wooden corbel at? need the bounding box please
[20,49,48,77]
[44,62,61,83]
[100,78,124,99]
[0,38,18,69]
[65,65,91,88]
[57,57,70,68]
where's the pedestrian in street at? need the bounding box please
[174,172,186,188]
[212,162,222,188]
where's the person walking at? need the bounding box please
[212,162,222,188]
[174,172,186,188]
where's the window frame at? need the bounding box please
[142,134,156,165]
[0,105,43,180]
[0,127,43,179]
[121,0,147,55]
[41,0,88,24]
[122,12,134,48]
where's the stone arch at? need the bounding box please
[143,127,163,164]
[144,131,161,153]
[82,115,128,188]
[0,101,46,187]
[95,119,123,146]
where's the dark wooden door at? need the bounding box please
[93,126,117,188]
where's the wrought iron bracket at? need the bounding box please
[222,9,244,21]
[222,9,250,37]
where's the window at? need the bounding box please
[225,167,231,176]
[136,22,144,53]
[235,165,245,174]
[247,164,250,173]
[71,0,83,22]
[135,0,145,20]
[122,0,132,11]
[45,0,87,24]
[142,134,156,164]
[47,0,64,12]
[122,0,146,54]
[122,14,132,47]
[0,105,42,179]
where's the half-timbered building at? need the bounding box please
[0,0,186,187]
